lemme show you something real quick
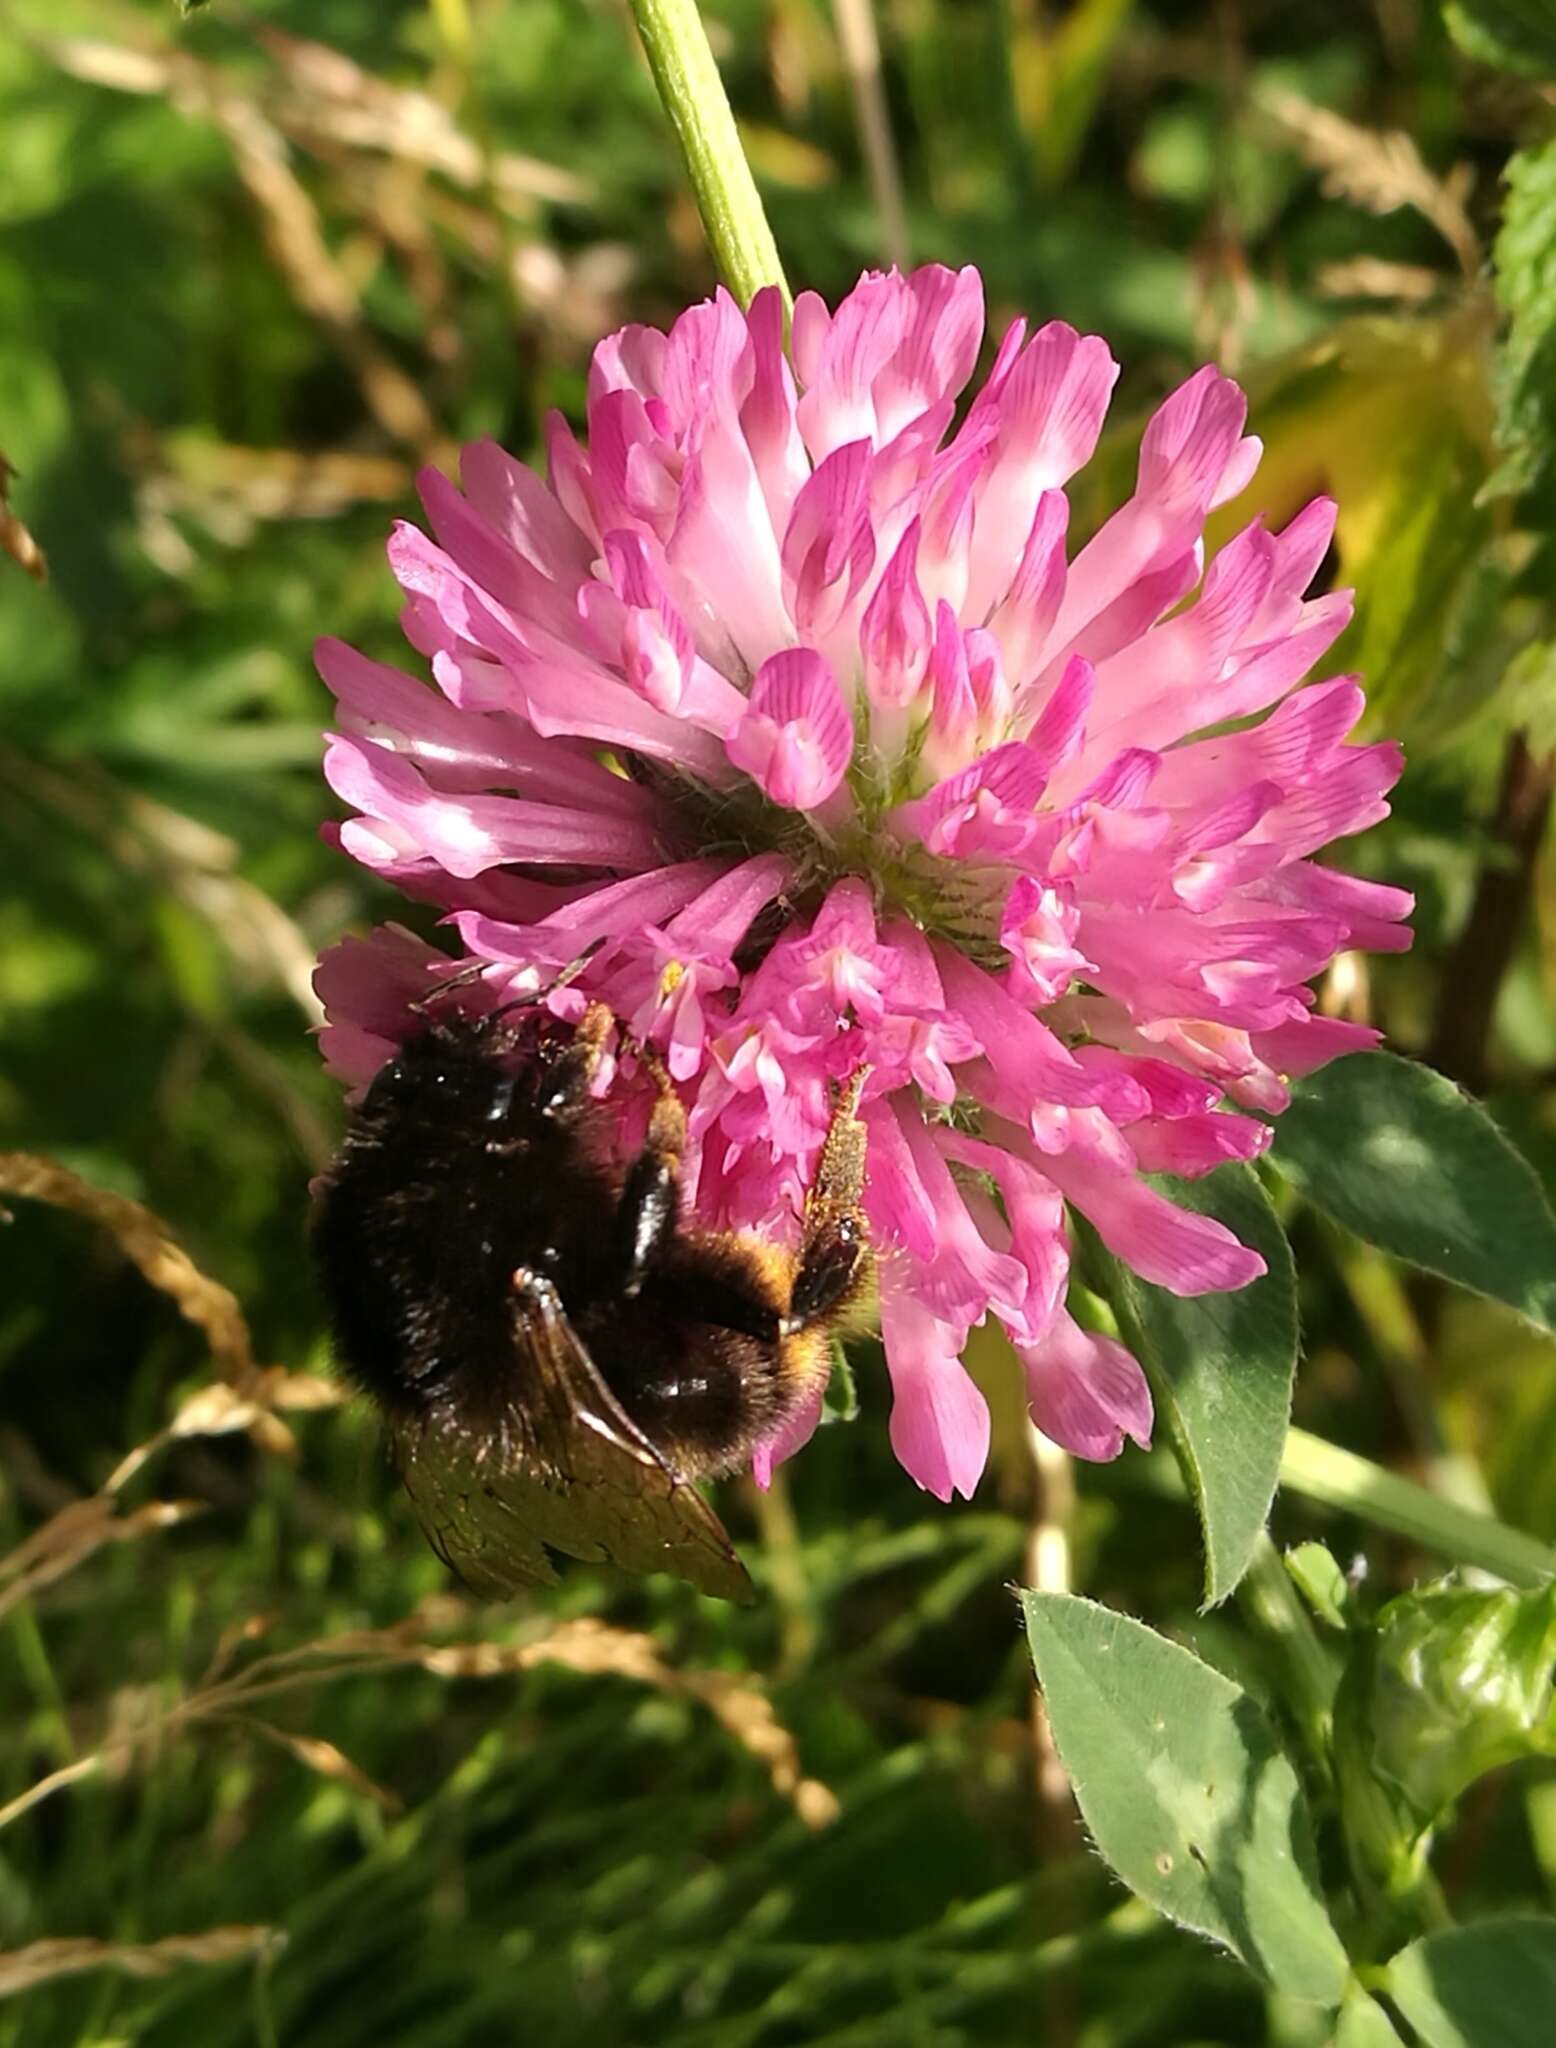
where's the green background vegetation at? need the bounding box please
[3,0,1556,2041]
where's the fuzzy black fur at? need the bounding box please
[313,1011,812,1479]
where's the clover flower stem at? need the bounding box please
[1279,1428,1556,1587]
[628,0,792,311]
[741,1468,817,1676]
[1026,1421,1081,2045]
[1026,1424,1082,1866]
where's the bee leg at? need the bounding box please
[611,1036,690,1298]
[785,1067,872,1333]
[535,999,617,1114]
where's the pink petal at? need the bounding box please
[666,398,791,670]
[660,288,751,428]
[892,1102,1031,1325]
[583,386,676,537]
[1022,654,1094,781]
[964,324,1118,620]
[544,409,601,542]
[417,466,583,644]
[459,436,594,586]
[1147,676,1367,809]
[726,649,855,811]
[324,736,664,880]
[1206,592,1356,729]
[795,271,910,458]
[1070,1046,1220,1118]
[1247,741,1405,858]
[1020,1310,1153,1461]
[510,659,732,779]
[873,263,985,445]
[1138,366,1253,515]
[588,321,667,406]
[795,264,984,459]
[1264,862,1414,952]
[317,637,654,816]
[990,491,1070,691]
[1000,874,1093,1005]
[781,438,876,641]
[751,1383,826,1488]
[880,1273,990,1501]
[936,947,1146,1118]
[664,853,794,954]
[312,927,461,1085]
[1249,1012,1382,1079]
[888,741,1049,861]
[861,518,932,710]
[1041,1138,1267,1295]
[1052,368,1255,649]
[451,860,730,962]
[1127,1111,1274,1177]
[1259,497,1338,631]
[740,284,809,539]
[938,1131,1070,1348]
[925,600,977,774]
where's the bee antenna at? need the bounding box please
[407,938,607,1030]
[408,958,490,1015]
[482,937,608,1027]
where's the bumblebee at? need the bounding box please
[312,996,871,1601]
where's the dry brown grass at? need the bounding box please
[0,1926,281,2002]
[1256,84,1480,280]
[0,1155,836,1860]
[0,450,46,582]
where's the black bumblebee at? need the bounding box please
[312,994,871,1601]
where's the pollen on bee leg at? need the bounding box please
[610,1012,688,1164]
[808,1064,870,1224]
[787,1065,873,1333]
[572,1000,617,1062]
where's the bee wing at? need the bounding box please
[392,1274,753,1604]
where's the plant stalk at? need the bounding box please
[627,0,791,309]
[1237,1532,1337,1777]
[1280,1427,1556,1586]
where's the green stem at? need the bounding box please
[1237,1533,1337,1778]
[628,0,791,310]
[1280,1427,1556,1586]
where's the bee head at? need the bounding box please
[362,1015,528,1127]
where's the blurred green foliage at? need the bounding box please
[3,0,1556,2042]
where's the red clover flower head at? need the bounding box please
[314,265,1412,1501]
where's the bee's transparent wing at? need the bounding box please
[393,1274,753,1603]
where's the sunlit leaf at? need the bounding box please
[1023,1592,1350,2004]
[1274,1053,1556,1335]
[1212,315,1500,745]
[1390,1918,1556,2047]
[1337,1577,1556,1839]
[1487,136,1556,503]
[1336,1986,1407,2046]
[1087,1166,1298,1606]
